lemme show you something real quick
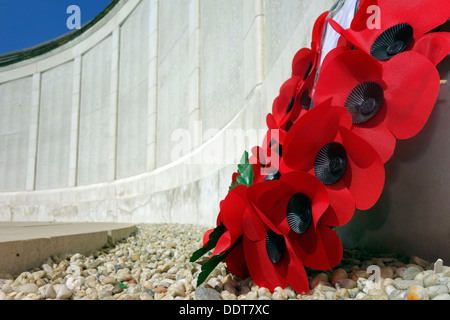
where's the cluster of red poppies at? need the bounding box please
[191,0,450,294]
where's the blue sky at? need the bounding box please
[0,0,112,55]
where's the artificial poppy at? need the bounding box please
[268,11,330,131]
[243,171,343,293]
[202,184,250,278]
[281,101,385,226]
[313,48,441,162]
[269,76,305,131]
[243,208,309,293]
[329,0,450,65]
[249,127,284,184]
[292,10,329,83]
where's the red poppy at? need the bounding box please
[329,0,450,65]
[313,48,441,163]
[249,128,284,184]
[242,171,343,293]
[268,11,329,132]
[292,10,328,80]
[204,184,249,278]
[269,76,306,131]
[281,101,385,226]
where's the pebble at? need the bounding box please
[112,284,124,295]
[331,269,348,286]
[101,276,116,285]
[380,267,394,279]
[411,256,431,269]
[405,285,428,300]
[423,273,439,287]
[335,279,356,289]
[310,273,328,289]
[350,270,369,282]
[14,283,38,294]
[389,289,406,300]
[0,224,448,301]
[432,293,450,300]
[45,285,57,299]
[393,278,423,290]
[195,287,221,300]
[334,288,350,299]
[425,285,448,299]
[56,285,73,300]
[402,266,422,280]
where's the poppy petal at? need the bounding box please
[339,127,385,210]
[225,242,249,279]
[243,207,267,242]
[202,229,214,247]
[383,51,441,140]
[311,11,329,51]
[272,77,302,126]
[350,0,379,31]
[412,32,450,66]
[280,172,330,230]
[321,180,356,227]
[283,101,341,171]
[284,240,310,294]
[351,107,396,163]
[220,184,247,237]
[292,48,315,80]
[336,0,450,55]
[313,49,383,108]
[243,235,288,291]
[377,0,450,38]
[210,231,232,257]
[247,180,291,233]
[290,224,343,271]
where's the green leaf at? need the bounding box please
[196,236,243,287]
[228,151,254,191]
[196,250,229,287]
[189,223,225,262]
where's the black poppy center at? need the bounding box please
[344,81,384,124]
[314,142,348,185]
[285,97,295,114]
[287,193,312,234]
[300,88,312,110]
[386,40,404,55]
[265,229,285,264]
[360,97,377,115]
[329,157,345,174]
[303,61,313,81]
[370,23,413,61]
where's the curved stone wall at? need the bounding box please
[0,0,335,227]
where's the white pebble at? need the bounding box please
[425,285,448,299]
[432,293,450,300]
[56,285,73,300]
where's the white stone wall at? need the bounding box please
[78,35,114,186]
[117,0,151,178]
[0,77,32,191]
[0,0,336,226]
[36,61,74,190]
